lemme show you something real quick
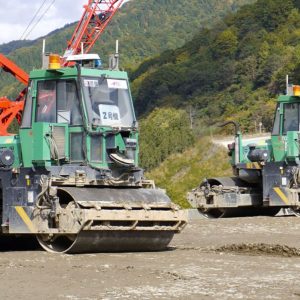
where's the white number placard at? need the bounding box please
[84,80,99,87]
[99,104,120,125]
[107,79,128,89]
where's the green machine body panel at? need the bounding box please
[32,123,52,165]
[271,135,286,161]
[286,131,299,160]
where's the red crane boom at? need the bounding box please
[0,54,29,85]
[0,54,29,135]
[63,0,124,62]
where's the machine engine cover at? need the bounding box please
[248,145,269,162]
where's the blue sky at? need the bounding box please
[0,0,129,44]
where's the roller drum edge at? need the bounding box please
[37,231,175,254]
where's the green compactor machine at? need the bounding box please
[188,85,300,218]
[0,54,186,253]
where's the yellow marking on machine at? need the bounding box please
[273,187,289,205]
[15,206,36,233]
[246,162,262,169]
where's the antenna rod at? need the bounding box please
[42,39,46,54]
[41,39,48,69]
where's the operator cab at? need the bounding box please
[272,102,300,136]
[19,54,138,169]
[271,91,300,161]
[30,74,135,129]
[272,83,300,135]
[22,54,136,130]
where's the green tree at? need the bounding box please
[139,108,195,170]
[212,29,238,58]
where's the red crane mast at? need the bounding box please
[63,0,124,62]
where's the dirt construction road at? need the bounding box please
[1,215,300,300]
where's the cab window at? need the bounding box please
[283,103,299,134]
[271,104,280,135]
[36,80,82,125]
[36,81,56,123]
[20,81,33,128]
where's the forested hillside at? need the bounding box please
[132,0,300,132]
[0,0,254,100]
[0,40,35,55]
[139,108,195,170]
[146,138,231,207]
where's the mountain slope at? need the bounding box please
[0,40,35,55]
[132,0,300,132]
[146,137,231,207]
[0,0,254,99]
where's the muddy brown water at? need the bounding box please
[1,216,300,299]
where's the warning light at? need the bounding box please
[293,85,300,97]
[48,54,61,69]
